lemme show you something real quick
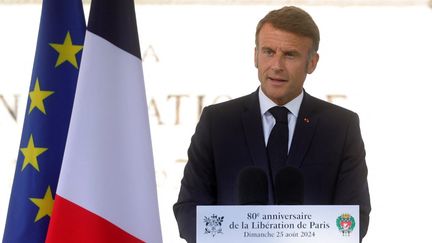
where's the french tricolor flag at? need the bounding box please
[46,0,162,242]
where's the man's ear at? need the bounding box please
[307,52,319,74]
[254,47,258,68]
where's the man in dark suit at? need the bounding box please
[173,6,371,243]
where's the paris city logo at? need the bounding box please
[204,214,224,237]
[336,213,356,236]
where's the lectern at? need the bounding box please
[197,205,359,243]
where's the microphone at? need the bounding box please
[274,166,304,205]
[237,167,269,205]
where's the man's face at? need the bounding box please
[255,23,319,105]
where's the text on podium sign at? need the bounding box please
[197,205,359,243]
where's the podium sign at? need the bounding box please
[197,205,359,243]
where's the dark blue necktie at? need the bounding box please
[267,106,289,180]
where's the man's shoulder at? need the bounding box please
[303,92,359,120]
[205,91,257,113]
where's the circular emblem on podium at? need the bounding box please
[204,214,224,237]
[336,213,356,236]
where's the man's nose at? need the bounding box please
[270,53,284,71]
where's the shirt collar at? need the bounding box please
[258,87,303,118]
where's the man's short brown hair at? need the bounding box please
[255,6,320,52]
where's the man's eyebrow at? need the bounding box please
[283,49,300,55]
[261,46,274,51]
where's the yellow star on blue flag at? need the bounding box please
[50,31,83,68]
[29,186,55,222]
[28,78,54,115]
[20,134,48,172]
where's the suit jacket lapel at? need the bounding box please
[241,90,268,170]
[288,92,319,168]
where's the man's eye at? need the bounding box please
[263,49,274,56]
[285,52,297,58]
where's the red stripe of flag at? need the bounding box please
[46,196,144,243]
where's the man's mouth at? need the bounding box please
[268,77,287,83]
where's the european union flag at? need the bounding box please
[3,0,85,242]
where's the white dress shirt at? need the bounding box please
[258,87,303,153]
